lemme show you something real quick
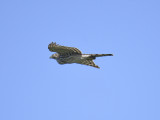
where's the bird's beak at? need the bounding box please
[49,56,52,59]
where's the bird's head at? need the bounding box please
[49,53,59,59]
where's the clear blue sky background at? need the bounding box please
[0,0,160,120]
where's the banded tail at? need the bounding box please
[86,54,113,60]
[91,54,113,57]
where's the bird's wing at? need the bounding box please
[48,42,82,56]
[77,60,100,68]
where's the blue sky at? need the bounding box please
[0,0,160,120]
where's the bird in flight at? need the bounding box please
[48,42,113,68]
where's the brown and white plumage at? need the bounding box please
[48,42,113,68]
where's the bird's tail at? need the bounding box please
[85,54,113,60]
[91,54,113,57]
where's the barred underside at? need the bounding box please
[57,55,99,68]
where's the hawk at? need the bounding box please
[48,42,113,68]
